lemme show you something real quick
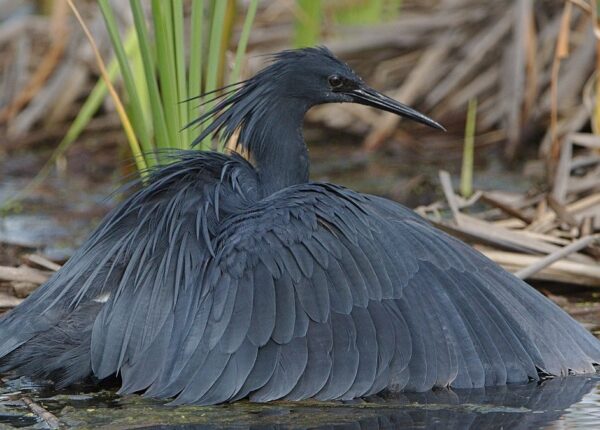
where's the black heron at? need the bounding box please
[1,47,599,405]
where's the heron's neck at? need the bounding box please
[246,102,309,196]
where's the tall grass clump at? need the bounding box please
[96,0,258,170]
[45,0,258,182]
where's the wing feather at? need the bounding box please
[247,264,276,347]
[344,307,378,398]
[286,322,333,400]
[271,271,296,344]
[250,337,308,402]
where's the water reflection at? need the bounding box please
[133,377,599,430]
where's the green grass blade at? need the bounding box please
[130,31,151,136]
[334,0,382,24]
[206,1,228,94]
[130,0,169,162]
[460,98,477,198]
[152,0,181,150]
[171,0,189,148]
[188,0,205,138]
[200,0,228,149]
[294,0,321,47]
[230,0,259,84]
[332,1,403,26]
[391,0,403,16]
[171,0,188,148]
[98,0,154,165]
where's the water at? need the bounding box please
[0,176,116,261]
[0,376,599,429]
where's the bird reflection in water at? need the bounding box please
[137,376,599,429]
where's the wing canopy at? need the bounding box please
[4,174,599,404]
[112,183,600,404]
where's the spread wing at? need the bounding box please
[116,183,600,405]
[0,152,256,386]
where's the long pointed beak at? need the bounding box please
[350,87,446,131]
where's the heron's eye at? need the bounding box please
[328,75,343,89]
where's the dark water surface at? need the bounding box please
[0,376,599,429]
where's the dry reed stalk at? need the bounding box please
[481,249,600,287]
[21,397,60,429]
[549,1,573,166]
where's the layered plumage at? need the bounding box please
[1,47,599,405]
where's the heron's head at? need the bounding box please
[190,46,444,149]
[261,47,444,131]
